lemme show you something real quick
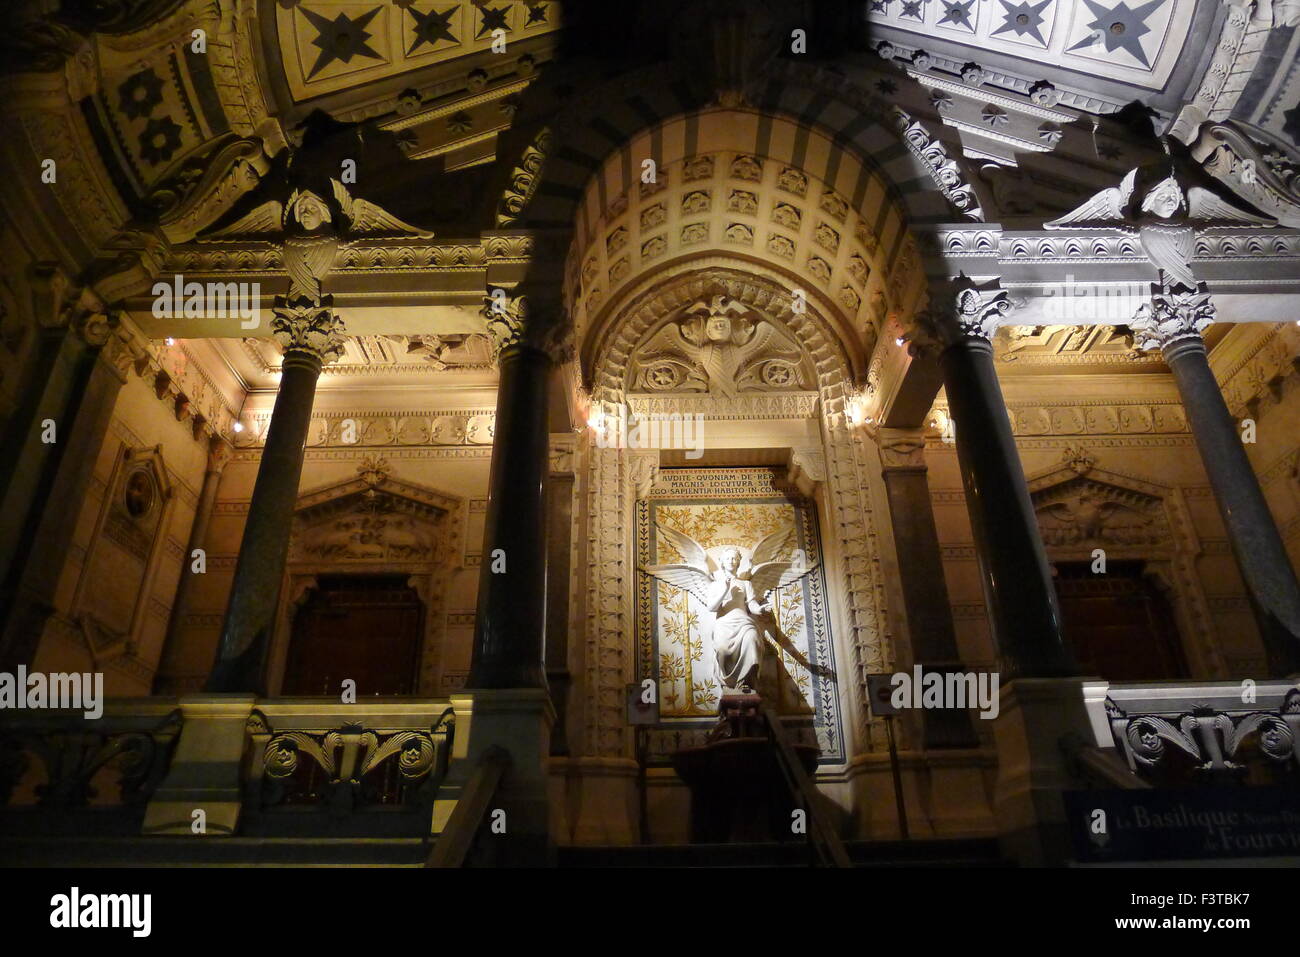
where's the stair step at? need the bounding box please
[557,837,1011,868]
[0,836,431,868]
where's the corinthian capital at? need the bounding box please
[481,289,573,363]
[1128,287,1216,352]
[271,295,346,364]
[905,274,1011,354]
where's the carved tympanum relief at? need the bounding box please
[289,457,457,565]
[626,293,813,398]
[1030,448,1169,548]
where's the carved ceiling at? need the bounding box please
[208,331,497,392]
[992,321,1231,374]
[566,108,929,369]
[869,0,1210,97]
[269,0,559,103]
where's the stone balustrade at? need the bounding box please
[1,696,463,840]
[1081,679,1300,782]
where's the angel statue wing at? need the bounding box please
[330,179,434,238]
[639,523,715,604]
[1043,168,1138,230]
[746,529,819,600]
[206,199,285,238]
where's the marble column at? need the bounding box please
[878,428,978,747]
[155,436,233,693]
[467,293,563,690]
[205,299,344,693]
[0,309,131,671]
[912,276,1073,680]
[1132,290,1300,674]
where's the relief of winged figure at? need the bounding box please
[1043,138,1274,292]
[641,523,818,695]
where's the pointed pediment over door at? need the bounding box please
[289,461,465,567]
[1026,448,1172,560]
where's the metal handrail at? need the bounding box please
[758,701,851,868]
[424,746,511,867]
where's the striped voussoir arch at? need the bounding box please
[518,63,980,278]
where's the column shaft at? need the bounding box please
[1164,337,1300,674]
[0,335,125,671]
[467,344,551,689]
[205,351,322,693]
[155,439,229,693]
[940,338,1073,678]
[879,441,978,747]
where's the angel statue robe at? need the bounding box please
[706,574,765,692]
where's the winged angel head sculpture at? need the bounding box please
[641,523,819,695]
[1044,137,1274,293]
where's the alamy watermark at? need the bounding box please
[151,274,260,329]
[882,666,1000,720]
[1041,275,1146,324]
[592,409,705,459]
[0,666,103,719]
[50,887,150,937]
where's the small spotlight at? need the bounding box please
[895,336,905,347]
[164,337,175,346]
[232,421,244,433]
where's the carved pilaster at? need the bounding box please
[627,449,660,499]
[549,434,576,476]
[787,447,826,497]
[208,437,234,475]
[878,428,927,470]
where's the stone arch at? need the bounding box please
[499,59,984,238]
[578,259,896,766]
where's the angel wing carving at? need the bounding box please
[331,179,434,237]
[1137,222,1196,293]
[1186,186,1274,225]
[1043,168,1138,229]
[743,527,818,598]
[640,523,715,604]
[207,199,285,238]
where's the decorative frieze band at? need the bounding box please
[233,410,497,448]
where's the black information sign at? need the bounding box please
[1065,786,1300,862]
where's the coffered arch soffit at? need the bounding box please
[562,107,935,368]
[494,57,987,297]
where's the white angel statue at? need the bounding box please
[641,524,818,695]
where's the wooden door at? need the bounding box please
[1053,561,1188,680]
[283,575,424,696]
